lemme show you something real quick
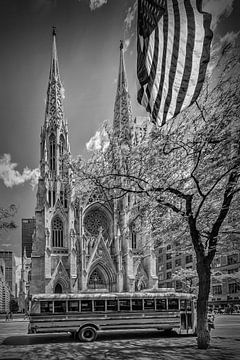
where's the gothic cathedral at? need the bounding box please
[30,29,158,295]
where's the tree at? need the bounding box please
[0,205,17,231]
[172,268,198,294]
[73,40,240,349]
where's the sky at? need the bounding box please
[0,0,240,263]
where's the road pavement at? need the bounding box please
[0,315,239,359]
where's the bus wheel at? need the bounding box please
[78,326,97,342]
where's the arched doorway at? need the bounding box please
[54,283,63,294]
[88,268,107,290]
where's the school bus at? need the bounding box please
[28,290,196,341]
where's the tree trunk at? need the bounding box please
[196,257,211,349]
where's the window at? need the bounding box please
[60,187,68,209]
[158,272,164,281]
[94,300,105,312]
[52,216,63,247]
[159,248,163,254]
[59,134,65,177]
[156,299,166,310]
[132,231,137,249]
[132,299,143,311]
[54,301,66,313]
[175,280,182,290]
[167,245,171,251]
[144,299,155,310]
[107,300,118,312]
[68,301,79,312]
[227,254,238,265]
[40,301,53,313]
[48,187,56,207]
[166,262,172,270]
[81,300,92,312]
[229,283,240,294]
[175,258,181,267]
[49,133,56,171]
[166,253,172,260]
[168,299,179,310]
[119,299,130,311]
[186,254,193,264]
[212,285,222,295]
[180,300,186,311]
[228,268,239,274]
[166,272,172,279]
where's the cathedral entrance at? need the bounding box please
[88,268,107,290]
[54,283,63,293]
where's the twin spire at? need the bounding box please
[113,40,133,144]
[45,27,65,127]
[45,30,133,144]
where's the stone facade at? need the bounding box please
[30,30,157,295]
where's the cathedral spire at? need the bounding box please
[45,27,65,127]
[113,40,133,144]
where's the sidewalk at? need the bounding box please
[0,335,239,360]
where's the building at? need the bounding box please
[30,29,157,295]
[18,218,36,311]
[0,250,16,295]
[22,218,35,259]
[210,251,240,310]
[0,258,11,313]
[157,244,240,309]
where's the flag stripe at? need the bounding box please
[162,0,181,125]
[146,28,160,113]
[149,19,164,116]
[152,11,168,123]
[191,2,212,104]
[166,0,187,121]
[137,0,213,126]
[173,0,195,118]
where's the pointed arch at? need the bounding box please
[88,260,116,291]
[49,133,56,171]
[51,215,63,247]
[54,283,63,293]
[88,267,107,290]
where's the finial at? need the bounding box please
[52,26,56,36]
[120,40,123,51]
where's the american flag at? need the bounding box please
[137,0,213,126]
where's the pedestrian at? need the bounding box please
[10,311,13,320]
[5,312,9,321]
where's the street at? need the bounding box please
[0,315,239,359]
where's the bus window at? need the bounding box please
[156,299,167,311]
[68,300,79,312]
[132,299,143,311]
[107,300,118,311]
[168,299,179,310]
[119,299,130,311]
[54,301,66,313]
[40,301,53,313]
[81,300,92,312]
[144,299,155,310]
[94,300,105,312]
[180,300,186,311]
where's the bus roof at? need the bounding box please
[31,291,195,301]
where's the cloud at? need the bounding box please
[124,1,137,31]
[124,1,137,50]
[0,154,40,189]
[203,0,234,30]
[89,0,107,11]
[207,31,240,74]
[86,129,109,152]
